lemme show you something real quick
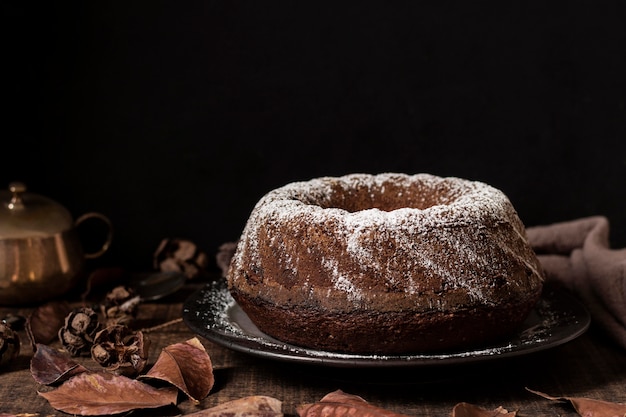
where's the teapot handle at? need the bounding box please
[75,212,114,259]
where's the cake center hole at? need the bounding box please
[317,182,460,212]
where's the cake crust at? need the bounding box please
[227,173,545,354]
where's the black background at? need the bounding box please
[4,2,626,273]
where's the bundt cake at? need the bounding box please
[226,173,545,354]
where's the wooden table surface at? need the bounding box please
[1,277,625,416]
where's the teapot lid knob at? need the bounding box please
[7,182,26,210]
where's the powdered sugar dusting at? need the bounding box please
[322,256,364,301]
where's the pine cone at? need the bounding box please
[58,307,101,356]
[91,325,149,377]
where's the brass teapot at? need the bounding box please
[0,182,113,305]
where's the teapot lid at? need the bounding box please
[0,182,74,239]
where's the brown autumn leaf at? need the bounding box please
[30,343,88,385]
[184,395,283,416]
[527,388,626,417]
[38,371,178,415]
[26,300,72,347]
[139,336,214,403]
[452,402,518,417]
[297,389,412,417]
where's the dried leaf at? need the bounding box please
[82,266,128,297]
[452,402,518,417]
[140,337,214,403]
[298,389,412,417]
[185,395,283,416]
[30,344,88,385]
[26,300,71,346]
[527,388,626,417]
[38,371,178,415]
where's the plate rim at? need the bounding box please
[182,280,590,368]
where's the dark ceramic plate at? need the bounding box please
[183,280,590,367]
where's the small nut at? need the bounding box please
[0,321,20,367]
[58,307,101,356]
[91,325,149,377]
[102,286,141,326]
[154,238,209,279]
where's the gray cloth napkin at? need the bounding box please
[527,216,626,350]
